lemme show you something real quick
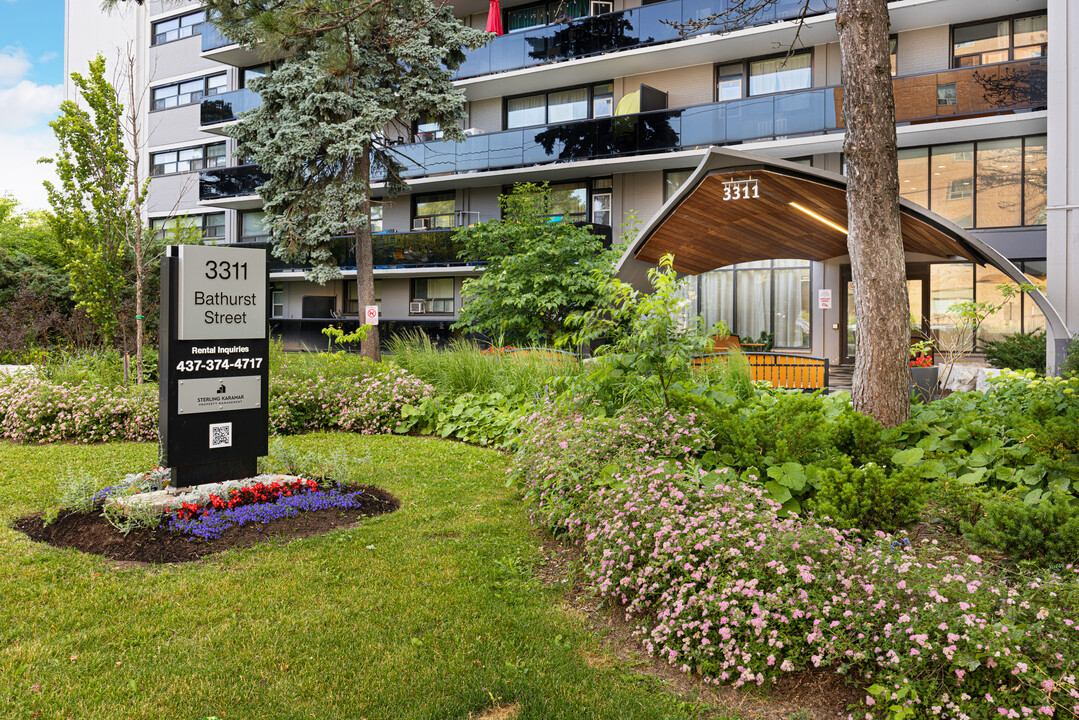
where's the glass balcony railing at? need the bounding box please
[201,87,260,126]
[199,165,269,201]
[219,231,467,270]
[201,59,1046,197]
[201,23,232,52]
[455,0,837,79]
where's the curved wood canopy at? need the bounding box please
[634,168,979,275]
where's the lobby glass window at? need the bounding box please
[414,192,455,229]
[899,136,1047,229]
[505,83,610,129]
[952,14,1047,67]
[504,0,587,32]
[664,169,694,202]
[694,260,812,349]
[748,52,811,96]
[240,211,270,242]
[930,262,1046,346]
[347,280,381,314]
[152,10,205,45]
[412,278,454,314]
[150,142,225,175]
[152,73,226,110]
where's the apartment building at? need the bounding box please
[67,0,1077,366]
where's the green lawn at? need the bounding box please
[0,435,723,720]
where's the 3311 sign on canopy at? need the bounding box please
[722,179,760,200]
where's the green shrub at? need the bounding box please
[982,331,1046,373]
[1063,335,1079,378]
[963,494,1079,565]
[56,468,97,514]
[928,476,997,534]
[810,461,927,533]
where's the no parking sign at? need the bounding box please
[365,305,379,325]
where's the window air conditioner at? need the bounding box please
[412,218,429,230]
[409,301,427,314]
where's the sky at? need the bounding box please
[0,0,66,211]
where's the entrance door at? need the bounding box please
[839,264,931,365]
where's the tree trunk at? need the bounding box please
[356,147,381,361]
[836,0,910,426]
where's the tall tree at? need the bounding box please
[836,0,909,426]
[41,55,134,348]
[671,0,910,425]
[198,0,488,362]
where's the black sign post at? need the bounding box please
[159,245,269,489]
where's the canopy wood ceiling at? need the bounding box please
[634,168,980,275]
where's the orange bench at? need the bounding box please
[695,351,830,392]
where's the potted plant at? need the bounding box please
[909,338,937,403]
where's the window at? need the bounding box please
[929,261,1047,347]
[239,211,270,242]
[413,116,444,142]
[240,64,271,89]
[900,136,1046,229]
[150,213,225,242]
[412,278,454,314]
[150,143,226,176]
[347,280,381,314]
[504,82,612,129]
[413,192,455,229]
[591,177,612,226]
[937,83,957,106]
[664,169,694,202]
[889,36,898,77]
[152,73,227,110]
[371,203,384,233]
[748,52,811,96]
[694,260,813,349]
[271,285,284,317]
[504,0,588,33]
[152,10,205,45]
[952,14,1047,68]
[715,51,811,101]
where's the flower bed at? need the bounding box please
[511,407,1079,719]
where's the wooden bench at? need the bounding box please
[694,351,831,392]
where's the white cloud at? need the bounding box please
[0,47,32,86]
[0,48,62,209]
[0,128,58,211]
[38,51,59,64]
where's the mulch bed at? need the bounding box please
[12,485,399,564]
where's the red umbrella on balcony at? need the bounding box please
[486,0,504,35]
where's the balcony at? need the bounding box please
[455,0,836,80]
[199,165,270,209]
[200,21,287,67]
[200,88,260,134]
[221,231,468,272]
[382,59,1045,181]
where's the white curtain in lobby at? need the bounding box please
[735,267,770,340]
[772,266,810,348]
[699,270,733,333]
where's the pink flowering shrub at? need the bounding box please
[0,363,434,443]
[0,377,157,443]
[268,364,434,435]
[512,407,1079,719]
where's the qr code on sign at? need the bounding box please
[209,422,233,448]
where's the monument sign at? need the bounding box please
[160,245,269,488]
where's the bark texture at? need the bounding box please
[836,0,910,426]
[357,149,381,361]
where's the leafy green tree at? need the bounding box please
[452,183,620,346]
[0,197,69,307]
[40,53,162,381]
[196,0,488,361]
[564,253,727,408]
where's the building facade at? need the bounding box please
[67,0,1074,363]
